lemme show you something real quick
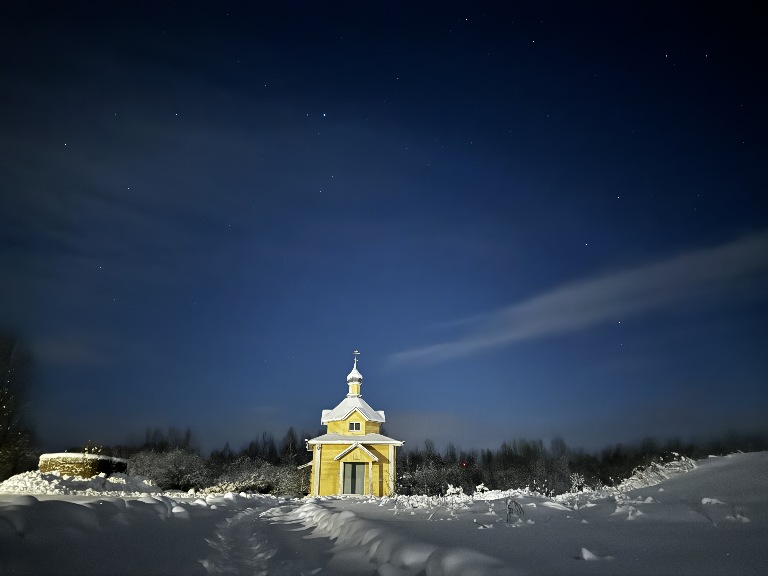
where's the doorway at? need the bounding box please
[343,462,366,495]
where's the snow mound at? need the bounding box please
[275,500,520,575]
[2,452,767,575]
[554,453,696,507]
[0,470,161,496]
[613,454,696,492]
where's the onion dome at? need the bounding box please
[346,350,363,396]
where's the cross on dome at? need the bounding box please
[307,350,403,497]
[347,349,363,396]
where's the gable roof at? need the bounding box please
[333,442,379,462]
[321,396,385,424]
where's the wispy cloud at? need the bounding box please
[391,231,768,365]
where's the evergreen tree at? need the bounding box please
[0,333,37,480]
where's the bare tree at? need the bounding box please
[280,427,298,464]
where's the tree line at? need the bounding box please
[395,432,768,496]
[2,332,767,494]
[83,426,315,496]
[70,426,768,497]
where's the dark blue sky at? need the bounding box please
[2,1,766,453]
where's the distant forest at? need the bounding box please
[5,330,765,493]
[68,427,768,497]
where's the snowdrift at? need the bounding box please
[0,470,162,497]
[1,452,766,575]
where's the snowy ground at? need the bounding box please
[1,452,766,575]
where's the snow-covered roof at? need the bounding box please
[321,396,385,424]
[347,351,363,383]
[347,365,363,382]
[307,433,403,446]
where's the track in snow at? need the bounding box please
[201,502,335,576]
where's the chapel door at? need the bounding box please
[343,463,366,495]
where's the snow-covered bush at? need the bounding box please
[204,458,308,497]
[569,472,586,492]
[615,452,695,492]
[269,463,308,497]
[443,484,469,507]
[205,456,273,494]
[406,463,446,496]
[128,448,209,491]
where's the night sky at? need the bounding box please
[2,2,767,454]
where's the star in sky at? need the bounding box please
[0,1,766,454]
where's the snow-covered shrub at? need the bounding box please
[569,472,586,492]
[269,463,308,497]
[408,463,446,496]
[529,477,555,497]
[128,448,209,491]
[205,458,308,497]
[205,456,273,494]
[615,452,695,492]
[445,483,464,498]
[442,484,472,510]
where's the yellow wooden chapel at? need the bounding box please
[305,351,403,497]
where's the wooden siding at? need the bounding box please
[312,443,397,497]
[326,413,381,436]
[364,420,382,434]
